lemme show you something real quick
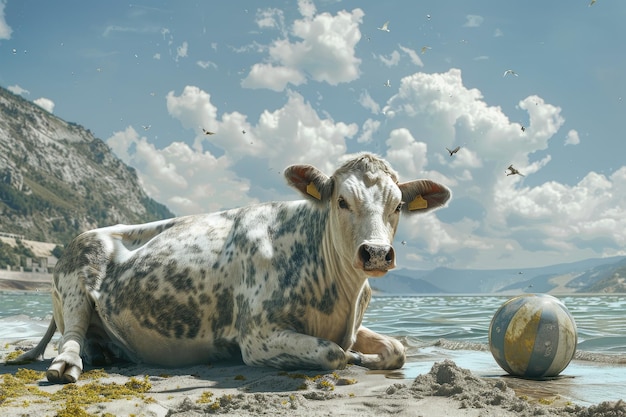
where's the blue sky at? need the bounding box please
[1,0,624,270]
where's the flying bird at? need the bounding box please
[506,165,525,177]
[421,46,432,54]
[142,125,151,131]
[446,146,460,156]
[383,79,391,87]
[202,128,216,135]
[521,125,526,132]
[503,69,519,77]
[377,21,390,32]
[589,0,597,6]
[242,129,246,134]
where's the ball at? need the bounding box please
[488,294,577,378]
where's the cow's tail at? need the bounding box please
[6,317,57,364]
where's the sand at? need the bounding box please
[2,339,626,417]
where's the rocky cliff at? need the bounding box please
[0,86,173,245]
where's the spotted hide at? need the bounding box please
[10,153,451,383]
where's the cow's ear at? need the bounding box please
[398,179,451,214]
[284,164,332,202]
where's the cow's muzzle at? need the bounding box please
[355,243,396,277]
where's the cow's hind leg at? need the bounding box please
[350,325,405,370]
[241,330,355,370]
[46,275,95,383]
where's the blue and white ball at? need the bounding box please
[488,294,577,378]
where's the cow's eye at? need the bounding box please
[395,203,404,213]
[338,197,350,210]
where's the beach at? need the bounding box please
[2,276,626,416]
[2,338,626,417]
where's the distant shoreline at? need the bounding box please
[0,270,52,292]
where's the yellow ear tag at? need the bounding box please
[408,195,428,211]
[306,182,322,200]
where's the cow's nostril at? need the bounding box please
[385,247,395,263]
[359,245,371,264]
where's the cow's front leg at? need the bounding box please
[46,284,93,383]
[241,330,354,370]
[349,325,405,370]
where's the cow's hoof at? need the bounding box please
[46,362,81,384]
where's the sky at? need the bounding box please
[1,0,625,271]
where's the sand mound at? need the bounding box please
[384,359,626,417]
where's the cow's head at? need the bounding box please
[284,153,451,277]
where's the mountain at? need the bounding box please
[0,86,173,245]
[372,256,626,295]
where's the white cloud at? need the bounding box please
[384,128,428,179]
[241,63,307,91]
[107,127,253,215]
[358,90,380,114]
[0,0,12,40]
[398,45,424,67]
[377,50,401,67]
[492,168,626,254]
[34,97,55,113]
[565,129,580,146]
[298,0,316,19]
[255,7,286,35]
[356,118,380,143]
[197,60,217,70]
[176,41,188,61]
[385,69,564,163]
[244,5,363,90]
[254,90,358,173]
[8,85,29,95]
[375,68,623,269]
[108,86,359,216]
[463,15,484,28]
[102,25,161,37]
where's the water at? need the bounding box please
[366,295,626,355]
[2,292,625,355]
[2,291,626,404]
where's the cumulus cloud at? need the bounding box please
[376,68,626,269]
[384,128,428,179]
[492,168,626,259]
[34,97,55,113]
[242,63,307,91]
[243,3,363,90]
[565,129,580,146]
[0,0,11,40]
[149,68,619,269]
[107,127,252,215]
[107,85,359,216]
[254,90,358,173]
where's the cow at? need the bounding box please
[9,153,451,384]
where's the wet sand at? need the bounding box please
[2,339,626,416]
